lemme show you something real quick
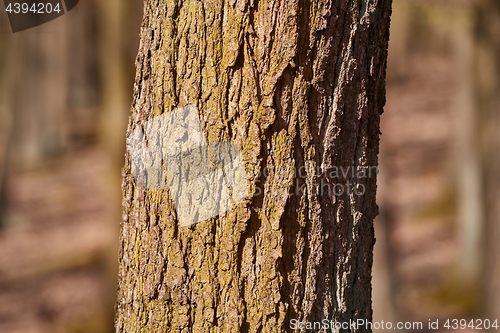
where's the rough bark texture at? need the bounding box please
[116,0,391,332]
[475,0,500,321]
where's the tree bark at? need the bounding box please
[116,0,391,332]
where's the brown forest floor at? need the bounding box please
[0,150,115,333]
[0,51,474,332]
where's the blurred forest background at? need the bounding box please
[0,0,499,332]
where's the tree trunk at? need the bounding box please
[116,1,391,332]
[386,0,410,82]
[0,16,12,227]
[453,4,482,281]
[6,19,68,168]
[475,0,500,321]
[98,0,143,330]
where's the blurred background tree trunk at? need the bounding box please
[372,2,412,330]
[0,3,98,228]
[475,0,500,321]
[0,14,12,227]
[453,3,483,282]
[4,20,68,168]
[97,0,142,331]
[373,156,405,333]
[386,0,411,82]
